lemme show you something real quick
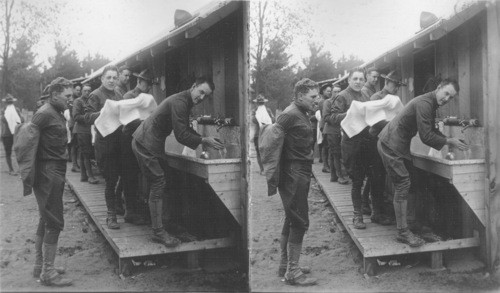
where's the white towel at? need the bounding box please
[63,109,72,142]
[4,104,21,135]
[315,110,323,144]
[95,93,158,137]
[341,94,404,138]
[255,105,272,126]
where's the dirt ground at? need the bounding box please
[0,156,246,292]
[248,156,500,292]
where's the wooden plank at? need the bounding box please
[452,163,485,175]
[208,178,240,192]
[336,206,354,213]
[412,155,453,180]
[208,163,241,174]
[214,190,241,210]
[165,156,208,178]
[485,1,500,270]
[459,190,485,210]
[453,173,485,192]
[114,236,235,258]
[431,251,444,269]
[360,236,480,258]
[227,208,242,225]
[469,12,485,123]
[473,208,486,226]
[208,171,240,182]
[211,30,225,116]
[456,24,471,118]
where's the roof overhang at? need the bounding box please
[359,1,487,70]
[83,0,241,84]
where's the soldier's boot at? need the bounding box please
[393,200,424,247]
[106,211,120,229]
[278,234,311,277]
[396,229,425,247]
[150,199,180,247]
[40,243,72,287]
[124,209,148,225]
[33,235,65,278]
[371,201,391,226]
[284,242,317,286]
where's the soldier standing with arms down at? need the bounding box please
[276,78,319,286]
[84,65,123,229]
[31,77,74,286]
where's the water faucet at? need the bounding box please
[214,117,235,131]
[460,119,479,133]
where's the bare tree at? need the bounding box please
[250,0,312,96]
[0,0,59,98]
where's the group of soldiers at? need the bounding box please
[259,68,467,286]
[18,65,223,287]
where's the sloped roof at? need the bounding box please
[82,0,240,84]
[325,1,487,86]
[360,1,486,70]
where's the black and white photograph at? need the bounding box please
[0,0,499,292]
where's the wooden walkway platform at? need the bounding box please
[311,163,480,275]
[65,163,236,274]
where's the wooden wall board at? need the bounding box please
[485,1,500,269]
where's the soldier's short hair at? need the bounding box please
[294,78,318,98]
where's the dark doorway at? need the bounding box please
[413,45,436,96]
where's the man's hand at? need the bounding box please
[446,138,469,150]
[202,137,224,150]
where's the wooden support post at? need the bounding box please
[186,251,201,270]
[119,258,133,277]
[364,257,377,276]
[430,251,444,270]
[485,1,500,270]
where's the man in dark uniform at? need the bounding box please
[31,77,73,286]
[72,84,98,184]
[378,79,468,247]
[115,65,131,97]
[131,76,224,247]
[331,68,373,229]
[359,67,380,215]
[113,65,131,215]
[277,78,318,286]
[84,65,123,229]
[323,85,349,184]
[67,86,80,172]
[317,84,331,172]
[367,70,408,226]
[361,68,380,100]
[120,68,155,225]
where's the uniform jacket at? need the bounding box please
[84,85,122,126]
[361,82,377,101]
[379,91,447,159]
[72,95,91,134]
[258,123,285,196]
[13,122,40,196]
[133,90,202,157]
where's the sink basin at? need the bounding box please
[162,124,242,225]
[409,130,486,226]
[164,125,241,159]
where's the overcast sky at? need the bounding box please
[35,0,462,69]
